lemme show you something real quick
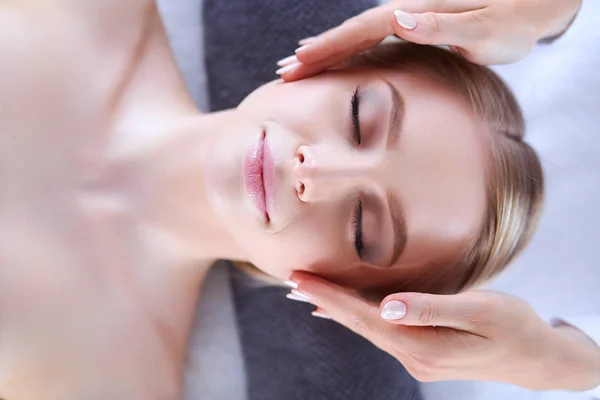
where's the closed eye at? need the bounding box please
[352,198,364,258]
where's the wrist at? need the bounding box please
[540,0,582,41]
[549,324,600,391]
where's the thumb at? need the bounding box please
[392,10,481,50]
[380,291,495,333]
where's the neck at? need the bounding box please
[136,109,244,262]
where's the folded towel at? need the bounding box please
[230,265,423,400]
[203,0,377,110]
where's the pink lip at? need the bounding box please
[244,130,276,221]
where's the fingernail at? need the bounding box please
[298,36,316,46]
[276,54,298,67]
[311,311,332,320]
[381,300,407,320]
[294,44,313,55]
[394,10,417,30]
[276,62,300,75]
[284,280,299,289]
[286,289,311,303]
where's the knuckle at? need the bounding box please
[348,314,383,342]
[463,300,495,329]
[466,310,493,329]
[467,291,526,328]
[418,302,438,325]
[403,350,443,382]
[409,351,442,371]
[348,314,369,333]
[423,12,442,36]
[405,354,437,382]
[388,343,406,361]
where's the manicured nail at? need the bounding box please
[311,311,332,320]
[284,280,299,289]
[381,300,407,320]
[394,10,417,30]
[286,289,311,303]
[276,62,300,75]
[276,55,298,67]
[294,44,313,55]
[298,36,316,46]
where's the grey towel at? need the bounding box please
[203,0,423,398]
[203,0,377,110]
[230,266,423,400]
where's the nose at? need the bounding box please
[293,144,374,203]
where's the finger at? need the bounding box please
[298,36,316,46]
[280,39,380,82]
[276,54,297,67]
[295,1,483,65]
[380,291,495,334]
[289,272,394,343]
[391,10,486,50]
[311,307,332,320]
[294,5,399,65]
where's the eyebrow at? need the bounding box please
[382,79,407,266]
[386,191,407,267]
[383,79,405,149]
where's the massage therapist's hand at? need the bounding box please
[276,0,582,79]
[288,272,600,391]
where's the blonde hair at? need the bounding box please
[239,42,544,297]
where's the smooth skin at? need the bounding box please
[0,1,506,398]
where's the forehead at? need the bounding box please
[393,71,490,258]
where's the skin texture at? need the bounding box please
[0,0,595,398]
[0,1,489,398]
[275,0,582,81]
[209,69,489,289]
[288,272,600,392]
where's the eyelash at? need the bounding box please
[352,199,364,258]
[350,87,364,258]
[350,86,361,146]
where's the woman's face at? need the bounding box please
[203,68,490,289]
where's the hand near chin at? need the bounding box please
[276,0,582,80]
[288,272,600,391]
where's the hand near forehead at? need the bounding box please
[287,272,600,392]
[276,0,582,81]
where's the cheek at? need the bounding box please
[238,79,349,141]
[237,211,353,279]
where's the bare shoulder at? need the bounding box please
[0,0,161,137]
[0,0,157,66]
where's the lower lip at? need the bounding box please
[244,131,276,221]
